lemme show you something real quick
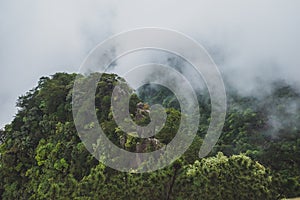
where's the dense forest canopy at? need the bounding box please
[0,72,299,199]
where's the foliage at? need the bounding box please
[0,73,299,199]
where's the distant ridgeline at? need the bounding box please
[0,72,299,199]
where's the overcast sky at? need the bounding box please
[1,0,300,128]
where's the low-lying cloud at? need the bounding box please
[1,0,300,127]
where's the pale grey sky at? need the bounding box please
[1,0,300,128]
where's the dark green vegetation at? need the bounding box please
[0,72,299,199]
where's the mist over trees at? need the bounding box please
[0,72,299,199]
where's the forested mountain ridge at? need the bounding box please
[0,72,299,199]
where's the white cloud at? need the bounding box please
[1,0,300,127]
